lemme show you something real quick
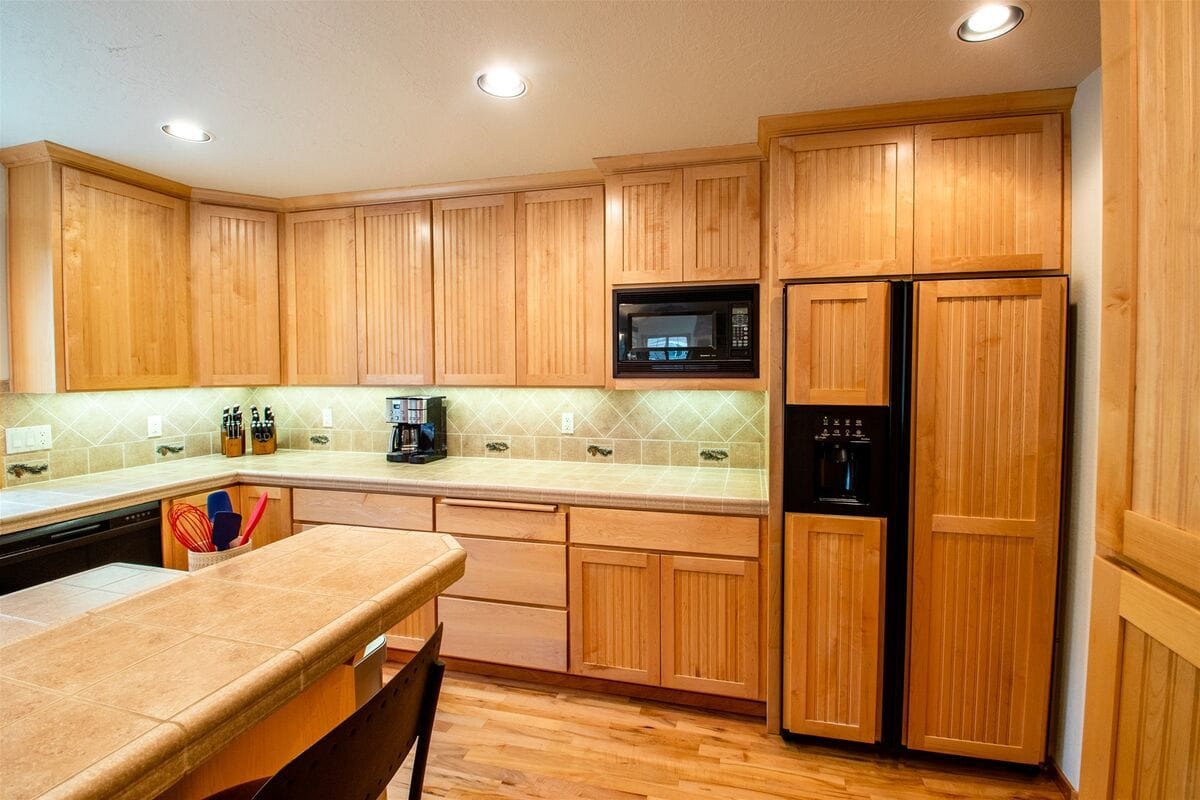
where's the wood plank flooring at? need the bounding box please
[385,670,1065,800]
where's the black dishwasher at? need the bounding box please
[0,502,162,594]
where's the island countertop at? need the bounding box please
[0,525,465,800]
[0,451,768,536]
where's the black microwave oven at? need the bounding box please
[613,284,758,378]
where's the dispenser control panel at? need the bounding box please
[813,414,874,442]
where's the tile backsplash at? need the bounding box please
[1,386,765,487]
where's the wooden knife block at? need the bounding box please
[220,432,244,458]
[251,431,277,456]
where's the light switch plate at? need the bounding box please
[6,424,51,454]
[321,408,334,428]
[147,416,163,438]
[560,413,574,434]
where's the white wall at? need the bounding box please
[1,163,9,386]
[1051,66,1102,789]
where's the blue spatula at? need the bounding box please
[207,490,233,522]
[211,511,242,551]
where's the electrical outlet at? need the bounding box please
[147,415,163,438]
[560,413,574,434]
[321,408,334,428]
[5,424,51,454]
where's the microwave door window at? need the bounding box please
[629,313,715,361]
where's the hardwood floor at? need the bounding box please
[385,670,1065,800]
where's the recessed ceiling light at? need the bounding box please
[160,120,213,142]
[476,68,527,99]
[956,3,1025,42]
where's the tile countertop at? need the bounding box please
[0,451,768,536]
[0,525,466,800]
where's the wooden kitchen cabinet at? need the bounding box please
[785,282,890,405]
[605,170,683,284]
[281,208,358,385]
[60,167,190,390]
[238,485,292,550]
[432,194,517,385]
[516,186,605,386]
[386,600,436,651]
[439,597,568,671]
[682,161,761,281]
[913,115,1063,273]
[907,277,1065,763]
[771,127,913,279]
[660,554,759,699]
[569,547,661,685]
[783,513,884,743]
[355,201,434,385]
[291,488,433,530]
[160,486,242,570]
[190,204,280,386]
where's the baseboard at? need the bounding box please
[1047,757,1079,800]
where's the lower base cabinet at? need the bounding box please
[439,597,567,671]
[386,600,436,651]
[238,485,292,550]
[569,548,661,685]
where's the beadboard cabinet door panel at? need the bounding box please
[355,201,434,385]
[61,167,190,390]
[786,282,890,405]
[771,127,913,279]
[605,170,684,285]
[281,208,359,385]
[907,277,1065,764]
[569,548,660,685]
[516,186,605,386]
[386,600,436,652]
[914,115,1063,274]
[683,162,761,281]
[433,194,517,385]
[238,485,292,550]
[190,204,280,386]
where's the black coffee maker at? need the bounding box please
[386,396,447,464]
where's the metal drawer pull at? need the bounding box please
[439,498,558,513]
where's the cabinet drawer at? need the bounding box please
[439,597,567,671]
[435,498,566,542]
[292,489,433,530]
[448,538,566,607]
[570,507,760,558]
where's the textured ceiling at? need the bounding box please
[0,0,1099,197]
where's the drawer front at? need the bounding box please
[570,506,760,558]
[439,597,567,671]
[292,489,433,531]
[448,537,566,607]
[435,499,566,542]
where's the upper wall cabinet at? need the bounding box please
[61,168,191,390]
[516,186,605,386]
[433,194,517,386]
[356,202,434,385]
[786,282,890,405]
[605,170,683,284]
[281,208,358,385]
[771,127,913,279]
[913,115,1063,274]
[190,204,280,386]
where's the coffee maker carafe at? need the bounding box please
[386,396,447,464]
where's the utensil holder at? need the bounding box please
[251,427,276,455]
[221,432,244,458]
[187,541,252,571]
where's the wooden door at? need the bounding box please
[783,513,884,743]
[386,601,436,651]
[355,202,434,385]
[160,486,242,570]
[60,167,189,390]
[432,194,517,385]
[238,485,292,550]
[914,115,1063,274]
[515,186,605,386]
[190,204,280,386]
[660,555,760,698]
[786,282,890,405]
[907,277,1066,763]
[771,127,913,279]
[605,170,683,284]
[683,162,761,281]
[569,547,660,685]
[281,208,358,385]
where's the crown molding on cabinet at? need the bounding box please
[593,143,763,175]
[0,140,193,198]
[756,86,1076,154]
[190,187,284,212]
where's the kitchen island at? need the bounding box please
[0,525,465,800]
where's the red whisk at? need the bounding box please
[168,502,215,552]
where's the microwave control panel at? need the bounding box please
[731,305,752,356]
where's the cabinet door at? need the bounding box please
[355,202,434,385]
[515,186,605,386]
[660,555,760,699]
[914,115,1063,273]
[1080,558,1200,798]
[605,170,683,284]
[569,548,660,685]
[683,162,760,281]
[386,600,436,652]
[786,282,890,405]
[907,277,1065,763]
[239,485,292,550]
[190,204,280,386]
[783,513,884,743]
[432,194,517,385]
[160,486,242,570]
[771,127,913,279]
[281,208,358,385]
[61,167,189,389]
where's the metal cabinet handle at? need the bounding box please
[438,498,559,513]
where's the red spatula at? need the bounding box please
[235,492,270,547]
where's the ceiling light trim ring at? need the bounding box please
[954,2,1027,42]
